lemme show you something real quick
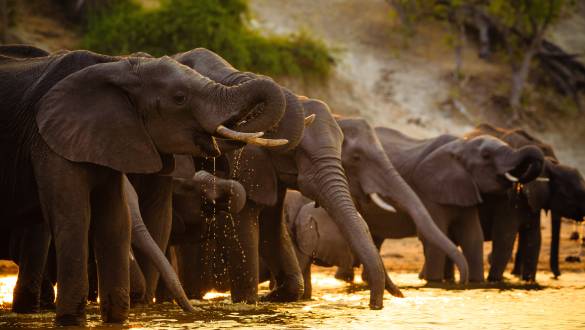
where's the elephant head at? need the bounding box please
[35,51,288,174]
[407,135,544,206]
[336,118,469,284]
[173,48,307,152]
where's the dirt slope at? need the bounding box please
[249,0,585,171]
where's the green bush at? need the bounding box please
[81,0,333,79]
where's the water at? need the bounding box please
[1,269,585,329]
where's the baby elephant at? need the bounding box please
[284,191,399,299]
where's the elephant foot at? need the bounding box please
[260,283,303,303]
[99,287,130,323]
[12,286,40,314]
[487,274,503,282]
[55,313,86,327]
[260,274,303,302]
[334,268,355,283]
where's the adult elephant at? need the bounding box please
[337,127,544,283]
[281,118,470,297]
[464,123,585,281]
[0,48,287,325]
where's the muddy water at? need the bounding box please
[1,270,585,329]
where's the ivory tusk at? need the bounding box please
[215,125,289,147]
[504,172,519,182]
[536,177,550,182]
[304,114,316,127]
[369,193,396,213]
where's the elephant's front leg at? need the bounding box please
[220,204,261,303]
[488,205,520,282]
[10,221,52,313]
[258,193,304,302]
[33,151,93,326]
[91,174,131,323]
[453,209,484,282]
[518,213,541,282]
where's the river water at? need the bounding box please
[1,269,585,329]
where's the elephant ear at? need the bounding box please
[412,142,482,207]
[36,60,163,173]
[295,203,320,257]
[228,145,278,206]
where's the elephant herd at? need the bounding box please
[1,44,584,326]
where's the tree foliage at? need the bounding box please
[82,0,334,79]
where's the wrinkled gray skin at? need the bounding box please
[0,46,285,325]
[283,117,471,298]
[464,124,585,282]
[337,127,544,283]
[171,48,391,309]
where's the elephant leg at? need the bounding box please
[175,242,206,299]
[221,204,260,303]
[549,212,561,278]
[33,156,92,326]
[91,174,131,323]
[11,221,51,313]
[39,269,56,310]
[488,204,519,282]
[129,250,146,306]
[519,213,541,282]
[422,239,447,282]
[128,175,173,304]
[87,248,98,303]
[453,211,484,282]
[335,266,355,283]
[443,258,455,282]
[511,239,524,277]
[258,191,303,302]
[302,264,312,300]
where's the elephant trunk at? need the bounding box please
[312,162,385,309]
[501,145,544,183]
[177,48,305,151]
[130,209,196,312]
[124,178,195,312]
[550,212,561,278]
[371,160,470,284]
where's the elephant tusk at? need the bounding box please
[369,193,397,213]
[504,172,519,182]
[304,114,316,127]
[536,177,550,182]
[215,125,288,147]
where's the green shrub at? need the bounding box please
[81,0,333,79]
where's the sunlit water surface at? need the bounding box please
[1,270,585,329]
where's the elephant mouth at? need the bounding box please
[214,104,288,147]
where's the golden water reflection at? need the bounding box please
[1,270,585,329]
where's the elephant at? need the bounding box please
[281,117,471,298]
[335,127,544,283]
[158,48,396,310]
[0,46,287,325]
[464,123,585,281]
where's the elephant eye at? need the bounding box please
[173,92,187,105]
[481,150,491,160]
